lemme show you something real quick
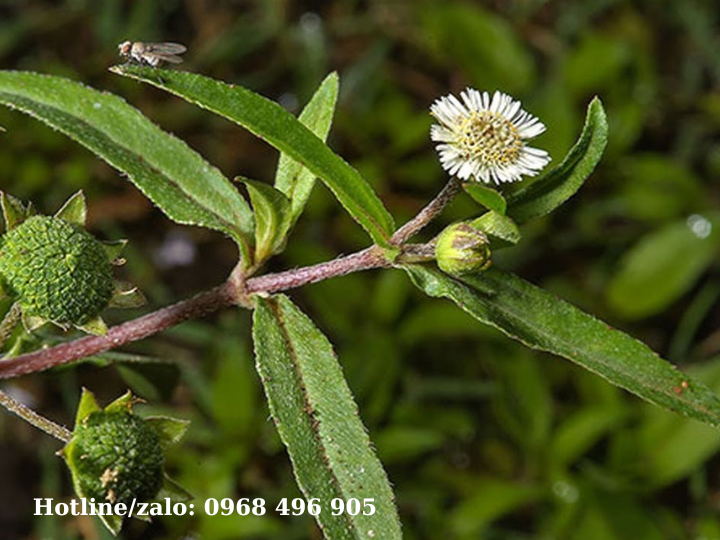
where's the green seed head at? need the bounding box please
[0,215,114,326]
[435,222,492,276]
[65,411,164,505]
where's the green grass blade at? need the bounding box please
[405,265,720,427]
[507,97,608,223]
[0,71,253,253]
[253,295,402,540]
[112,66,395,247]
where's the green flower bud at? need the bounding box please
[65,410,164,505]
[0,215,114,327]
[435,222,492,276]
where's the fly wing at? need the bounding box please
[145,43,187,54]
[158,55,184,64]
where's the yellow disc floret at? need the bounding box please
[456,111,523,167]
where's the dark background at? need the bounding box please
[1,1,720,539]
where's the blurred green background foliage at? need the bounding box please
[1,0,720,539]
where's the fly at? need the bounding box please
[118,41,187,67]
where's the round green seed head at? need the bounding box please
[0,215,114,326]
[66,411,164,504]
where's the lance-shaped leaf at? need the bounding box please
[241,179,292,265]
[275,72,339,226]
[507,97,608,223]
[405,265,720,427]
[0,71,254,259]
[253,295,402,540]
[112,66,395,247]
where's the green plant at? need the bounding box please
[0,63,718,540]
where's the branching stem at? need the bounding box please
[0,282,238,379]
[390,177,461,244]
[0,179,461,380]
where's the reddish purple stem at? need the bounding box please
[0,249,391,379]
[0,283,237,379]
[0,179,459,379]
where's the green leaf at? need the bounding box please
[241,179,292,265]
[104,390,135,413]
[0,71,254,257]
[74,387,101,426]
[462,183,507,214]
[21,313,46,332]
[54,190,86,226]
[450,477,542,537]
[493,352,552,449]
[253,295,402,540]
[0,191,30,230]
[109,284,146,309]
[507,97,608,223]
[563,33,630,98]
[101,240,127,263]
[155,474,193,503]
[573,489,667,540]
[374,426,445,464]
[145,416,190,448]
[550,406,627,468]
[98,513,123,536]
[419,3,535,93]
[112,66,395,247]
[470,211,521,246]
[405,265,720,427]
[607,214,720,319]
[633,360,720,488]
[616,154,704,223]
[275,73,339,225]
[76,316,108,336]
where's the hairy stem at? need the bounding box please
[246,247,389,295]
[0,282,238,379]
[0,180,462,380]
[0,251,392,379]
[0,302,22,350]
[0,387,72,442]
[391,177,461,244]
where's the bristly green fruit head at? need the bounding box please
[65,409,165,505]
[0,215,115,328]
[435,222,492,276]
[62,389,191,535]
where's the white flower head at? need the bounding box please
[430,89,551,185]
